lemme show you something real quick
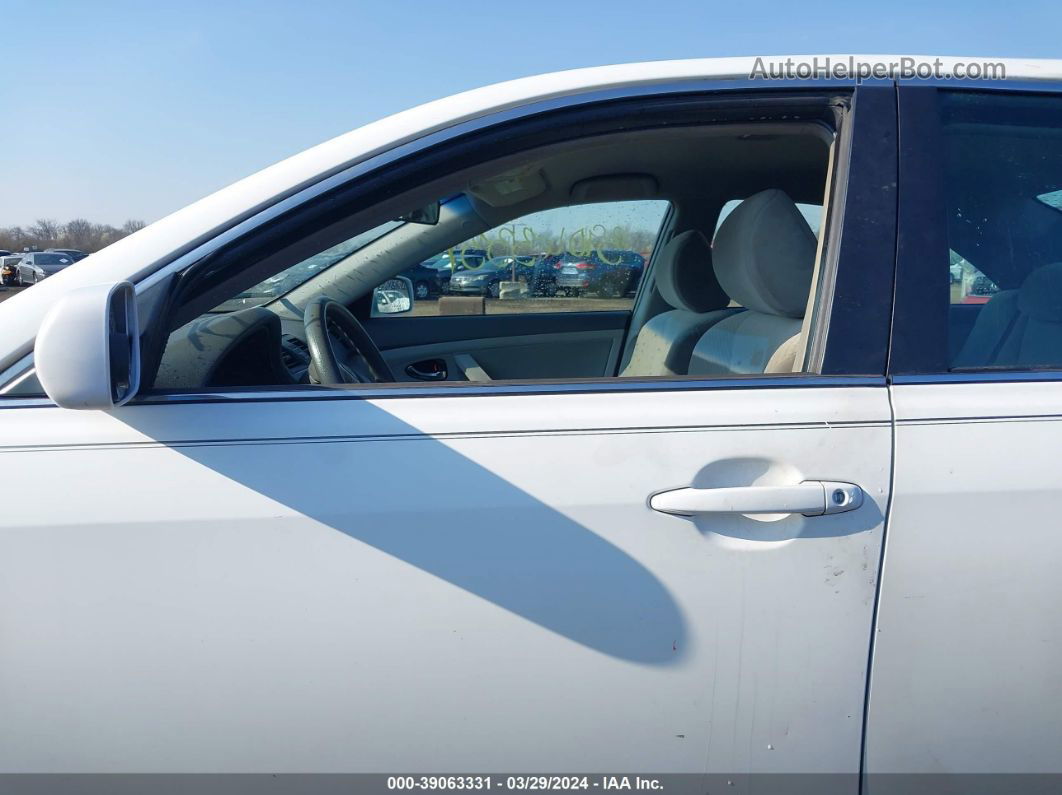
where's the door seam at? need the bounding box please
[859,381,898,791]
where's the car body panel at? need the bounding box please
[867,381,1062,774]
[0,57,1060,778]
[0,384,891,773]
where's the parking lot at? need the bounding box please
[408,295,633,316]
[0,286,26,304]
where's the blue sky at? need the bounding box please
[1,0,1059,226]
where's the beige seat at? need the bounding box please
[688,189,818,376]
[621,229,737,377]
[954,262,1062,368]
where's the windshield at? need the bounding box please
[215,219,403,311]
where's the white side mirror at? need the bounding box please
[371,275,414,317]
[35,282,140,410]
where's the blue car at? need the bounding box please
[554,250,645,297]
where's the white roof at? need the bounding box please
[2,55,1061,371]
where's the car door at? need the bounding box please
[866,85,1062,780]
[0,84,896,779]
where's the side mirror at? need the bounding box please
[35,281,140,409]
[371,275,414,317]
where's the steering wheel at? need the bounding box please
[303,297,395,385]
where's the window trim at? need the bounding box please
[889,85,953,375]
[816,83,898,376]
[0,374,886,411]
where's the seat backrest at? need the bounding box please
[688,189,818,376]
[955,262,1062,369]
[620,229,736,377]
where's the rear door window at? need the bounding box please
[940,91,1062,369]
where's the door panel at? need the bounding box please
[381,328,623,381]
[368,311,628,381]
[867,382,1062,774]
[0,384,890,775]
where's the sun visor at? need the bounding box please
[468,166,548,208]
[569,174,658,204]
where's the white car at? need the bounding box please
[1,56,1061,789]
[13,251,74,285]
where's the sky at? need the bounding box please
[1,0,1060,227]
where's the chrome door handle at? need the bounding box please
[649,481,863,517]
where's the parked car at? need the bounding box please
[0,250,11,257]
[5,57,1062,784]
[524,253,564,296]
[422,247,488,293]
[554,249,645,297]
[0,254,22,286]
[45,248,88,262]
[400,260,448,299]
[14,251,74,285]
[448,255,535,297]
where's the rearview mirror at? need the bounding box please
[371,275,414,317]
[35,281,140,409]
[397,201,441,225]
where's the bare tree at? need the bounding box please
[27,219,62,248]
[63,218,97,251]
[0,217,147,254]
[0,226,29,252]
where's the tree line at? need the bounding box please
[464,223,659,260]
[0,218,147,254]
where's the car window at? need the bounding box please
[143,114,841,394]
[36,254,69,265]
[942,91,1062,370]
[949,250,999,304]
[380,200,669,316]
[214,219,404,311]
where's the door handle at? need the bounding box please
[650,481,863,517]
[405,359,448,381]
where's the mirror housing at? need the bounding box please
[397,201,441,225]
[35,281,140,409]
[371,276,414,317]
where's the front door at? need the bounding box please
[0,84,898,781]
[0,380,891,775]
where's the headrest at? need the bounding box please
[1019,262,1062,322]
[712,189,818,318]
[655,230,729,313]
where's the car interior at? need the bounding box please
[149,121,834,392]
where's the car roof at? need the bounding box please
[3,55,1062,371]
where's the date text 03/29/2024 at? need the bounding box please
[387,776,664,791]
